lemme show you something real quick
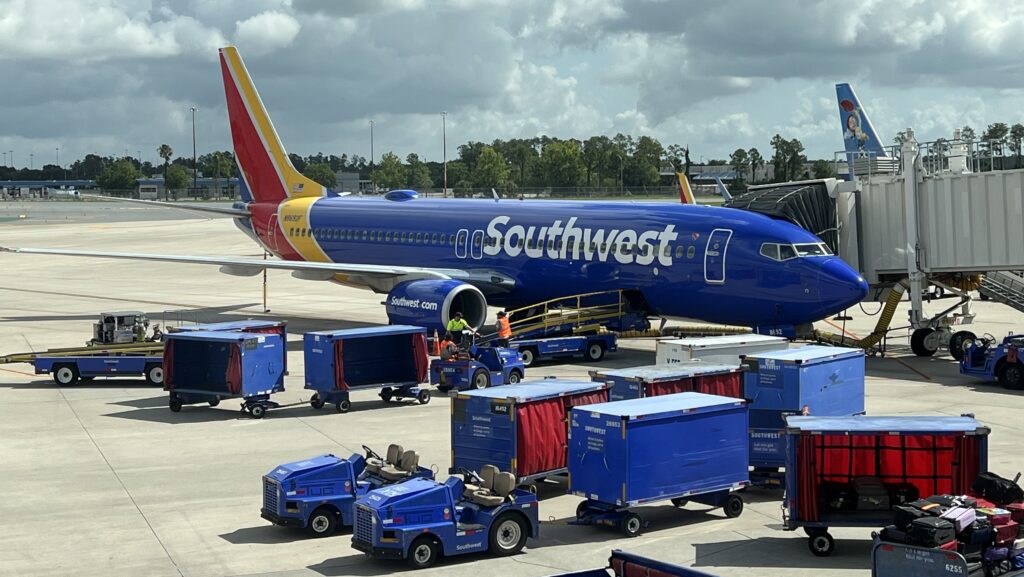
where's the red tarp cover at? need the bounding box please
[612,558,678,577]
[796,432,982,521]
[412,333,429,383]
[566,389,608,409]
[226,343,242,395]
[646,377,696,397]
[162,339,174,391]
[516,398,567,477]
[695,371,742,398]
[333,339,347,391]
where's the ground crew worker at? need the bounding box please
[447,312,475,347]
[439,332,458,360]
[494,311,512,347]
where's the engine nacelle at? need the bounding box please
[385,280,487,335]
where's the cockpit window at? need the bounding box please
[794,243,829,257]
[761,242,831,261]
[759,243,779,260]
[778,244,797,260]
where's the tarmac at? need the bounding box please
[1,201,1022,577]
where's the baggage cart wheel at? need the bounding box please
[472,369,490,389]
[520,348,537,367]
[310,393,325,410]
[1000,362,1024,390]
[671,498,688,507]
[620,512,643,538]
[336,400,351,413]
[168,397,182,413]
[585,342,606,362]
[575,501,591,521]
[250,404,266,419]
[417,389,431,405]
[489,512,528,556]
[508,370,522,384]
[380,388,394,402]
[208,397,220,407]
[948,331,976,362]
[723,494,743,518]
[306,506,338,538]
[144,363,164,386]
[808,532,835,557]
[53,363,80,386]
[407,536,440,569]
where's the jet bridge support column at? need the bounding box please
[902,129,925,330]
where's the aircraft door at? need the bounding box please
[470,230,484,259]
[264,213,279,253]
[704,228,732,284]
[455,228,469,258]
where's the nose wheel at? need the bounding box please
[910,328,943,357]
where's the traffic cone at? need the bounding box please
[432,330,441,356]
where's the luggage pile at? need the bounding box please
[820,476,919,512]
[879,472,1024,576]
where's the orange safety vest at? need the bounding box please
[496,317,512,339]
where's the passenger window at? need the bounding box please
[687,246,695,259]
[473,235,482,247]
[369,231,376,241]
[675,246,683,258]
[359,230,366,241]
[384,231,391,242]
[779,244,797,260]
[518,238,525,248]
[664,245,671,257]
[760,243,779,261]
[415,232,423,243]
[610,244,618,254]
[600,243,607,252]
[641,246,649,257]
[440,233,447,244]
[401,232,408,242]
[622,244,631,255]
[431,233,438,244]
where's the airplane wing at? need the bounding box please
[79,194,252,217]
[0,246,515,292]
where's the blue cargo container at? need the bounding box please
[164,330,286,417]
[742,346,865,481]
[782,415,989,557]
[568,392,749,536]
[304,325,430,413]
[450,380,609,485]
[590,363,742,402]
[171,319,288,376]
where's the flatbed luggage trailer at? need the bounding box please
[450,380,610,488]
[546,549,723,577]
[782,415,989,557]
[304,325,431,413]
[511,333,617,367]
[569,392,749,537]
[163,330,286,417]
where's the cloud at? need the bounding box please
[234,11,302,55]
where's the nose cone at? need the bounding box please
[819,257,868,312]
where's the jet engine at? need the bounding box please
[384,280,487,335]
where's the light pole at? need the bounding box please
[56,147,61,180]
[191,107,199,197]
[369,119,375,192]
[2,152,5,166]
[441,111,447,195]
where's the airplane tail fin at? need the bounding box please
[677,173,696,204]
[219,47,326,203]
[836,83,887,158]
[712,176,732,202]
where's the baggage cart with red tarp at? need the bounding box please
[546,549,723,577]
[171,319,288,376]
[589,363,742,402]
[163,330,286,417]
[304,325,431,413]
[782,415,990,557]
[449,379,609,488]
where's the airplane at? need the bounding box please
[836,82,893,180]
[675,173,731,205]
[0,47,868,336]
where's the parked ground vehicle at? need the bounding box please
[261,445,433,537]
[591,363,742,402]
[351,468,540,569]
[90,311,154,345]
[430,342,524,391]
[569,392,749,537]
[450,380,609,488]
[163,330,285,417]
[656,334,788,366]
[782,415,990,557]
[545,550,724,577]
[510,333,617,367]
[960,333,1024,389]
[304,326,431,412]
[31,354,165,386]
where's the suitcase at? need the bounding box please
[927,494,974,507]
[854,477,891,511]
[879,524,908,544]
[887,482,920,506]
[972,472,1024,506]
[908,499,943,514]
[1007,502,1024,522]
[994,520,1019,546]
[909,517,956,547]
[957,541,984,562]
[1012,551,1024,570]
[820,481,857,511]
[959,520,994,546]
[894,505,929,529]
[941,506,977,533]
[939,540,958,551]
[984,547,1010,562]
[974,497,996,508]
[978,507,1012,525]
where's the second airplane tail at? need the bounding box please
[219,46,326,204]
[836,82,887,158]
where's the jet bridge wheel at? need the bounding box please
[910,328,939,357]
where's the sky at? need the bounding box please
[1,0,1024,169]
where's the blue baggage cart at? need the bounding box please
[782,415,990,557]
[511,333,618,367]
[569,392,749,537]
[743,346,865,485]
[32,354,165,386]
[304,325,431,413]
[450,380,609,486]
[171,319,288,377]
[590,363,742,402]
[546,550,722,577]
[163,330,286,417]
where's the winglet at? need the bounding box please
[677,173,696,204]
[713,176,733,202]
[219,46,326,203]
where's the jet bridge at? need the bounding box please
[739,129,1024,358]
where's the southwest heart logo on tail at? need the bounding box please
[219,47,326,204]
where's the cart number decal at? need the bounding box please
[491,402,509,415]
